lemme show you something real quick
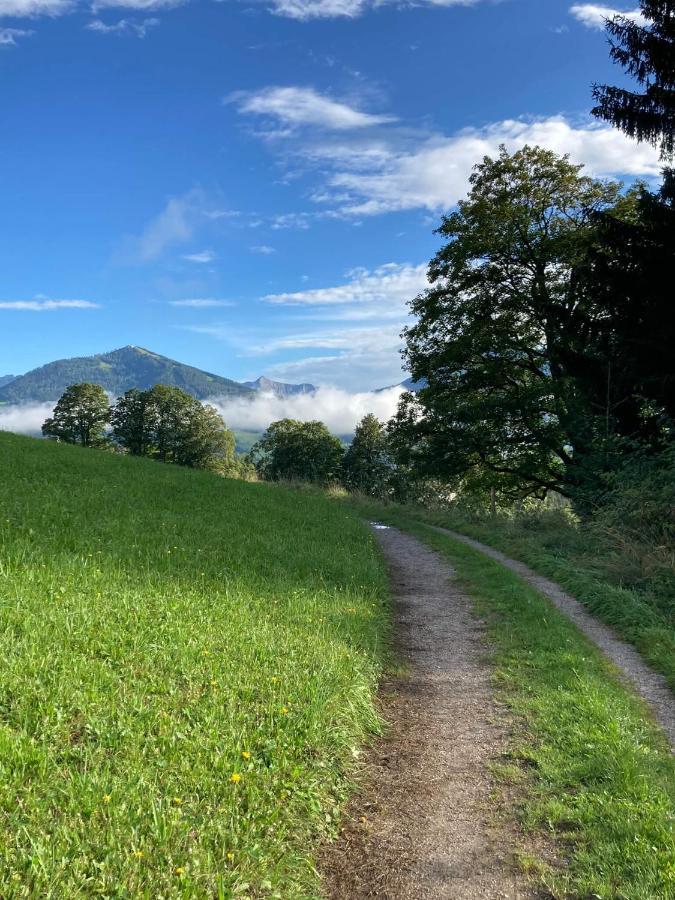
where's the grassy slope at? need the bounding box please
[381,506,675,691]
[0,433,389,897]
[351,501,675,899]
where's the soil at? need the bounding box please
[433,526,675,750]
[320,525,540,899]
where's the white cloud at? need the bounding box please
[0,402,54,435]
[126,189,206,262]
[0,299,100,310]
[0,25,32,41]
[209,385,403,434]
[182,249,215,263]
[569,4,646,28]
[169,298,233,307]
[0,0,71,16]
[263,262,427,307]
[86,17,159,36]
[250,244,276,255]
[269,0,482,20]
[319,116,662,215]
[92,0,182,11]
[231,86,396,131]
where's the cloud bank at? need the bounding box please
[0,388,405,441]
[209,385,404,435]
[569,4,646,29]
[0,402,54,435]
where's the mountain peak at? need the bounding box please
[0,347,254,404]
[243,376,316,398]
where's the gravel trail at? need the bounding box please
[321,525,538,899]
[431,526,675,749]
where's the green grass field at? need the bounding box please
[349,500,675,899]
[0,432,389,897]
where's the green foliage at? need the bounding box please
[0,431,389,896]
[394,145,675,506]
[111,384,236,472]
[41,382,110,447]
[592,1,675,159]
[341,414,392,497]
[250,418,345,485]
[0,345,253,404]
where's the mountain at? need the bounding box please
[243,376,316,398]
[0,346,254,404]
[376,377,426,393]
[0,375,16,389]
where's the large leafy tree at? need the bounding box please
[395,146,623,500]
[109,388,156,456]
[250,419,344,484]
[342,414,392,497]
[111,384,235,471]
[42,383,110,447]
[592,1,675,159]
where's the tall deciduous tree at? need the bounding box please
[250,419,344,484]
[42,383,110,447]
[342,414,392,497]
[109,388,156,456]
[111,384,236,471]
[395,146,623,500]
[592,1,675,158]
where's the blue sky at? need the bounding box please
[0,0,659,390]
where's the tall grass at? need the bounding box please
[0,432,389,896]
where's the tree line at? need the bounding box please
[42,382,244,476]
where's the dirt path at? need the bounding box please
[321,525,539,899]
[431,526,675,750]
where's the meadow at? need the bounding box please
[0,432,389,897]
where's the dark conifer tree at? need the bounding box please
[592,2,675,158]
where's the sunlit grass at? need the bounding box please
[0,432,389,896]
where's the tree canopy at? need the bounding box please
[342,414,392,497]
[250,419,344,484]
[42,383,110,447]
[394,146,626,500]
[111,384,236,472]
[592,1,675,159]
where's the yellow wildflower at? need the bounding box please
[103,794,111,804]
[174,866,185,876]
[241,751,251,760]
[172,797,183,806]
[281,706,289,715]
[226,852,234,862]
[230,772,242,784]
[133,850,144,859]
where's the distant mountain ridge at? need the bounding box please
[243,376,316,398]
[0,375,15,389]
[0,346,254,403]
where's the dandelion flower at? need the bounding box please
[241,751,251,760]
[103,794,111,804]
[172,797,183,806]
[133,850,144,859]
[281,706,289,715]
[230,772,242,784]
[226,852,234,862]
[174,866,185,876]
